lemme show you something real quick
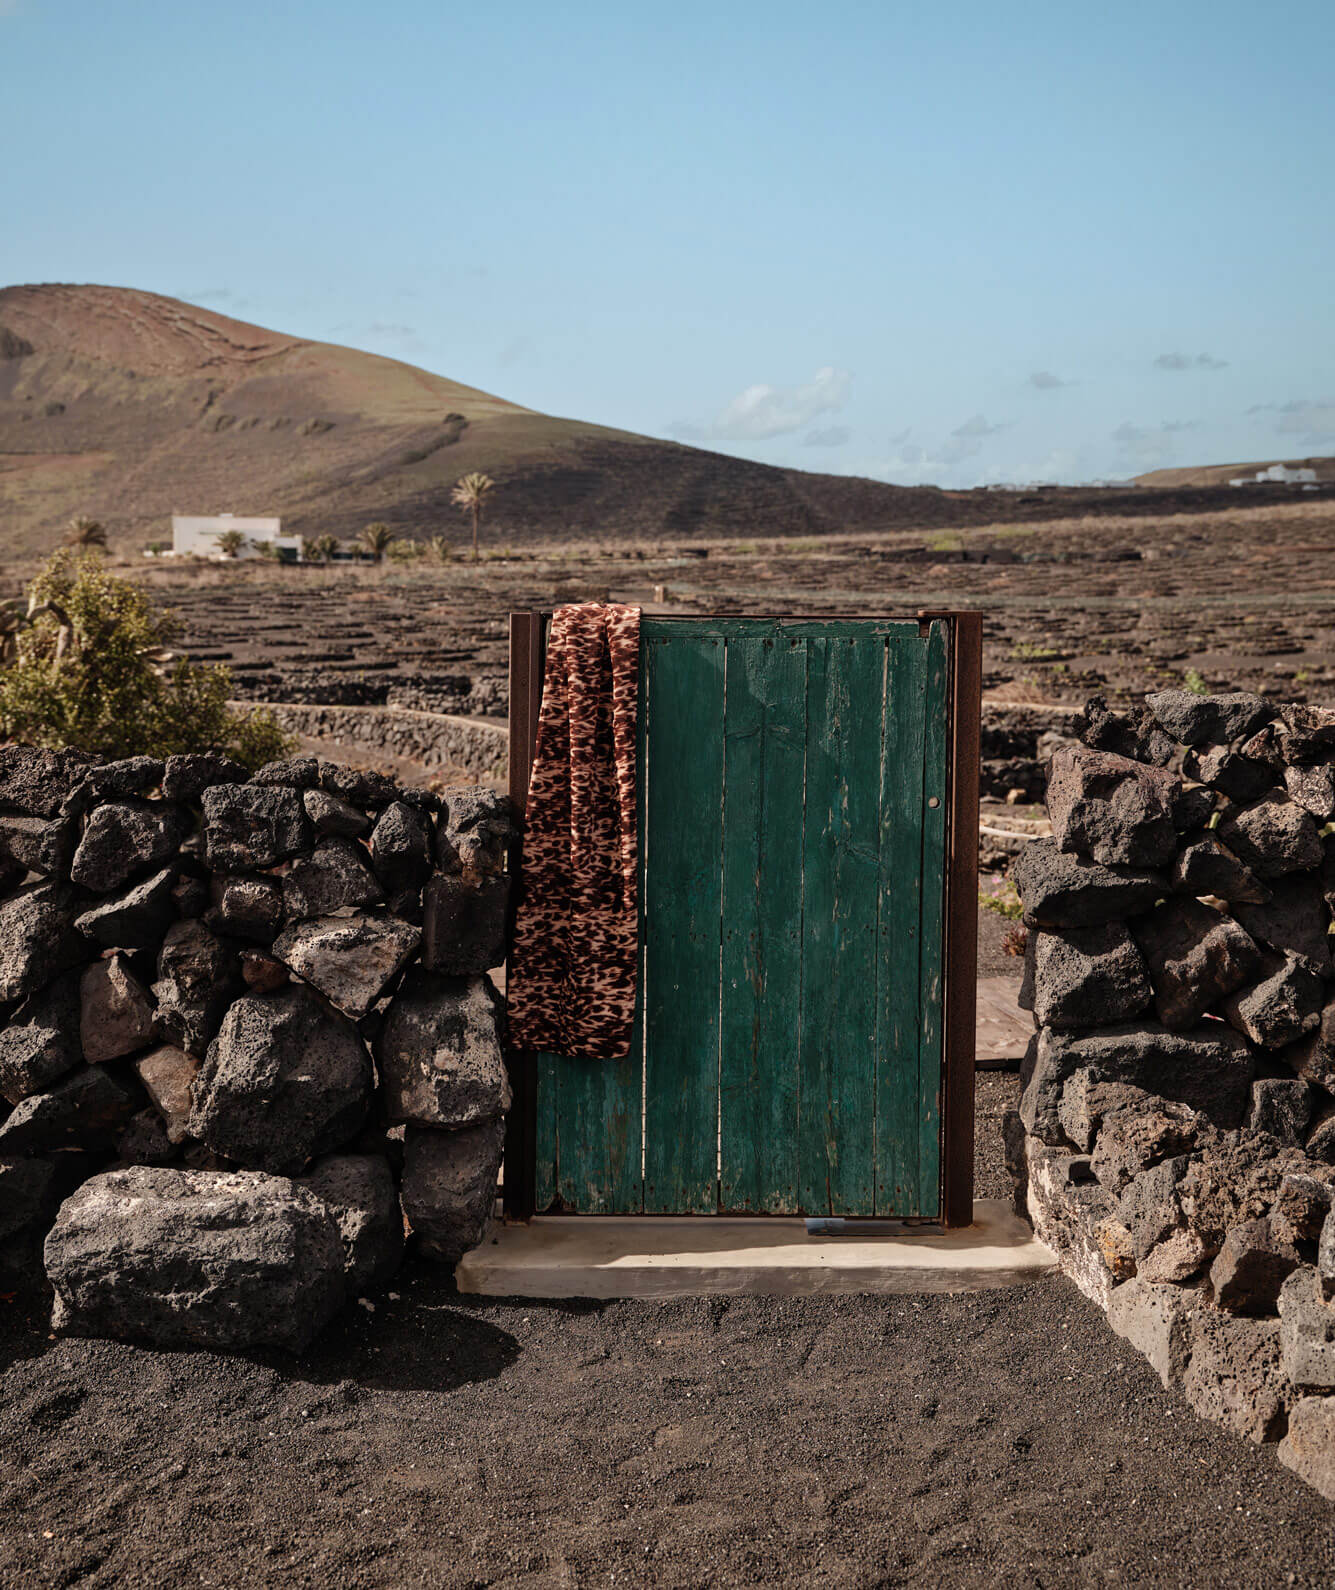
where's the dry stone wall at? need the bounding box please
[0,745,516,1352]
[1010,690,1335,1497]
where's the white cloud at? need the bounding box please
[802,425,851,447]
[1029,370,1069,390]
[1111,420,1195,468]
[1274,400,1335,441]
[672,366,851,442]
[1154,352,1228,372]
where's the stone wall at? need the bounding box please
[249,702,508,782]
[1011,690,1335,1497]
[0,745,515,1352]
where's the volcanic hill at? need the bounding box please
[0,284,1312,555]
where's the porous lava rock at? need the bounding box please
[1221,954,1325,1051]
[281,840,382,920]
[302,787,370,839]
[0,882,87,1003]
[70,800,187,893]
[1046,745,1180,869]
[1278,1267,1335,1388]
[0,1064,139,1153]
[1171,835,1269,905]
[1247,1078,1315,1146]
[1210,1219,1301,1315]
[1180,1308,1291,1443]
[400,1118,504,1262]
[1232,876,1333,978]
[1020,1021,1253,1145]
[189,983,373,1173]
[152,920,240,1057]
[80,954,155,1062]
[200,784,309,871]
[1020,923,1151,1029]
[298,1153,404,1293]
[272,914,420,1019]
[0,969,82,1103]
[376,971,509,1128]
[1145,691,1273,748]
[369,802,434,914]
[44,1166,348,1350]
[1011,838,1164,928]
[1218,795,1323,882]
[161,753,248,804]
[421,874,509,975]
[1131,898,1260,1030]
[205,874,284,943]
[134,1044,200,1144]
[0,746,97,818]
[75,866,178,951]
[0,811,77,878]
[0,1154,63,1286]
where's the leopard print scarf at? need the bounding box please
[507,602,641,1060]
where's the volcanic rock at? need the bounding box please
[134,1044,200,1144]
[44,1166,348,1350]
[281,840,382,921]
[272,914,419,1019]
[1045,745,1180,868]
[200,784,309,871]
[1145,691,1274,748]
[302,787,370,839]
[0,811,76,878]
[206,874,284,942]
[1131,897,1259,1029]
[376,971,509,1128]
[1218,795,1323,882]
[75,866,178,951]
[0,882,87,1003]
[0,1064,139,1153]
[0,970,82,1104]
[421,874,510,976]
[1011,838,1164,928]
[1222,954,1325,1050]
[188,983,373,1172]
[80,954,155,1062]
[1021,923,1150,1029]
[0,746,97,818]
[151,920,240,1057]
[298,1153,404,1293]
[400,1118,504,1262]
[161,753,248,804]
[1210,1218,1301,1314]
[1171,835,1269,905]
[70,800,188,893]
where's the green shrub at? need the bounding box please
[0,551,293,769]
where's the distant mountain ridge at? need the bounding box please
[1134,456,1335,488]
[0,284,1302,555]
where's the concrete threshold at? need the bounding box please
[454,1198,1057,1299]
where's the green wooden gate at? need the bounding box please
[506,613,979,1225]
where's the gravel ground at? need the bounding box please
[3,1081,1332,1587]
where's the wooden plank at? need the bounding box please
[550,1052,642,1213]
[915,620,949,1216]
[942,613,982,1226]
[642,628,725,1214]
[874,630,927,1215]
[718,632,806,1213]
[797,631,882,1215]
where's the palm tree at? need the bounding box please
[358,522,396,563]
[426,534,453,564]
[65,515,107,551]
[386,538,421,563]
[450,473,495,562]
[309,534,340,565]
[215,529,247,558]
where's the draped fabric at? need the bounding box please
[506,603,641,1060]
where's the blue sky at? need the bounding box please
[3,0,1332,486]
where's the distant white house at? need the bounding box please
[1228,465,1318,487]
[165,514,304,561]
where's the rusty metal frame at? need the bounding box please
[502,608,981,1228]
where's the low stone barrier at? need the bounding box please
[245,702,508,782]
[0,745,515,1351]
[1010,690,1335,1497]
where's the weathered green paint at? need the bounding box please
[915,620,949,1212]
[798,632,883,1215]
[641,630,725,1213]
[875,631,928,1214]
[532,616,948,1219]
[719,633,806,1212]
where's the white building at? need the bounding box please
[167,514,304,561]
[1228,465,1318,487]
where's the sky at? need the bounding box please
[2,0,1332,487]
